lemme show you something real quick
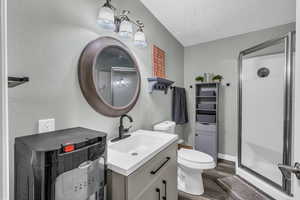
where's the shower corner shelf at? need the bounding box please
[147,77,174,94]
[8,76,29,88]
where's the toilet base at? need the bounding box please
[178,166,204,195]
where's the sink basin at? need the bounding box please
[109,134,162,155]
[107,129,178,176]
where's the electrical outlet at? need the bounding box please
[38,119,55,133]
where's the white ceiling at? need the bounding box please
[140,0,296,46]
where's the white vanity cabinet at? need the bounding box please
[107,142,178,200]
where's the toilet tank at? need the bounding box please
[153,121,176,134]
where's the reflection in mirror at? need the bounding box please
[95,46,138,107]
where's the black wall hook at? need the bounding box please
[8,76,29,88]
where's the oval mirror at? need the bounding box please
[78,37,141,117]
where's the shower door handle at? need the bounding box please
[278,163,300,179]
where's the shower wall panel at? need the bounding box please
[241,53,285,185]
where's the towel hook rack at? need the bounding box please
[8,76,29,88]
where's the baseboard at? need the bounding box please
[218,153,237,162]
[178,144,193,149]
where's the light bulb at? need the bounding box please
[118,20,133,38]
[97,6,115,30]
[134,30,147,48]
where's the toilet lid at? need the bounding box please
[178,149,214,164]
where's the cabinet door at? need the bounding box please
[135,145,178,200]
[195,133,217,161]
[135,177,162,200]
[160,159,178,200]
[127,143,177,199]
[136,165,178,200]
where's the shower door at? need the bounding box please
[238,32,295,195]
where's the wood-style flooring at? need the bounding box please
[178,160,273,200]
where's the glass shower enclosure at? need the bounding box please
[238,32,295,195]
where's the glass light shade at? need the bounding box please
[118,20,133,38]
[97,6,115,30]
[134,30,147,48]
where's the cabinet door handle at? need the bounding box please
[156,188,161,200]
[151,157,171,175]
[162,180,167,200]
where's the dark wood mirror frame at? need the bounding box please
[78,36,141,117]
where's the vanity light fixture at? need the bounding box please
[97,0,147,48]
[97,0,116,30]
[134,20,147,48]
[118,10,133,39]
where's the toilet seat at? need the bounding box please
[178,149,215,170]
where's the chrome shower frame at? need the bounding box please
[238,31,295,195]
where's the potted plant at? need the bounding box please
[195,76,204,82]
[212,75,223,82]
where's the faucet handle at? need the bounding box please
[124,126,132,133]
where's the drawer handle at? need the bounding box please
[156,188,160,200]
[151,157,170,175]
[162,180,167,200]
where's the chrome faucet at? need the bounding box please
[111,114,133,142]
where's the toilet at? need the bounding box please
[153,121,216,195]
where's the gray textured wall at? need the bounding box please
[6,0,296,197]
[184,23,295,156]
[7,0,184,198]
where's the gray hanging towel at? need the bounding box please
[172,87,188,124]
